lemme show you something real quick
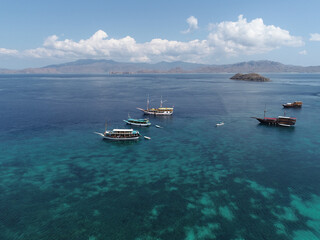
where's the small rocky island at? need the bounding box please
[230,73,270,82]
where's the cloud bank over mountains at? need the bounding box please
[0,15,308,63]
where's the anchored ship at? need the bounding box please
[137,96,173,116]
[252,108,296,127]
[283,101,302,108]
[123,116,151,127]
[95,122,141,140]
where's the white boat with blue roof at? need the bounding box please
[95,122,141,140]
[123,117,151,127]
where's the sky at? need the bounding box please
[1,0,320,69]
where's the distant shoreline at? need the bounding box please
[2,59,320,74]
[2,72,320,75]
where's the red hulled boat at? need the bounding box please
[252,108,296,127]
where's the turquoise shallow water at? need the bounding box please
[0,74,320,240]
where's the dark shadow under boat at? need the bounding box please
[256,123,296,131]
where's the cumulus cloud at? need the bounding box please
[182,16,199,34]
[22,30,210,63]
[1,15,304,63]
[310,33,320,41]
[207,15,304,56]
[0,48,19,55]
[299,50,307,55]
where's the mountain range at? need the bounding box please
[1,59,320,74]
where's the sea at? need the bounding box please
[0,73,320,240]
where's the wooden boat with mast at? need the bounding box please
[283,101,302,108]
[95,122,141,140]
[137,96,174,116]
[252,107,296,127]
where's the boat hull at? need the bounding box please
[283,101,302,108]
[123,120,151,126]
[94,131,140,140]
[137,108,173,116]
[143,111,173,116]
[255,117,277,125]
[253,117,296,127]
[102,135,140,140]
[283,105,302,108]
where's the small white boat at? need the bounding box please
[144,136,151,140]
[155,125,162,128]
[216,122,224,127]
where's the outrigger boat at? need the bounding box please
[123,114,151,127]
[252,108,296,127]
[137,96,174,116]
[283,101,302,108]
[95,122,141,140]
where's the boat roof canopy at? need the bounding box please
[278,116,296,119]
[128,118,148,121]
[112,129,134,132]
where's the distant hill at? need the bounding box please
[1,59,320,74]
[197,60,320,73]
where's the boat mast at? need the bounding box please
[264,104,267,118]
[160,96,167,108]
[147,94,150,110]
[105,121,108,132]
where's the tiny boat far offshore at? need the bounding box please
[252,108,296,127]
[137,95,174,116]
[216,122,224,127]
[95,122,141,140]
[123,114,151,127]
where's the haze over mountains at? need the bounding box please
[1,59,320,74]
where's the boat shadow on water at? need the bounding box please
[101,138,141,145]
[256,123,296,132]
[143,115,174,125]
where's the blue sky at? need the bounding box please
[1,0,320,69]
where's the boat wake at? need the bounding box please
[93,132,105,137]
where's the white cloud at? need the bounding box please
[207,15,304,56]
[310,33,320,41]
[299,50,307,55]
[0,48,19,55]
[1,15,304,64]
[182,16,199,34]
[22,30,210,63]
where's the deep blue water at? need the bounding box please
[0,73,320,240]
